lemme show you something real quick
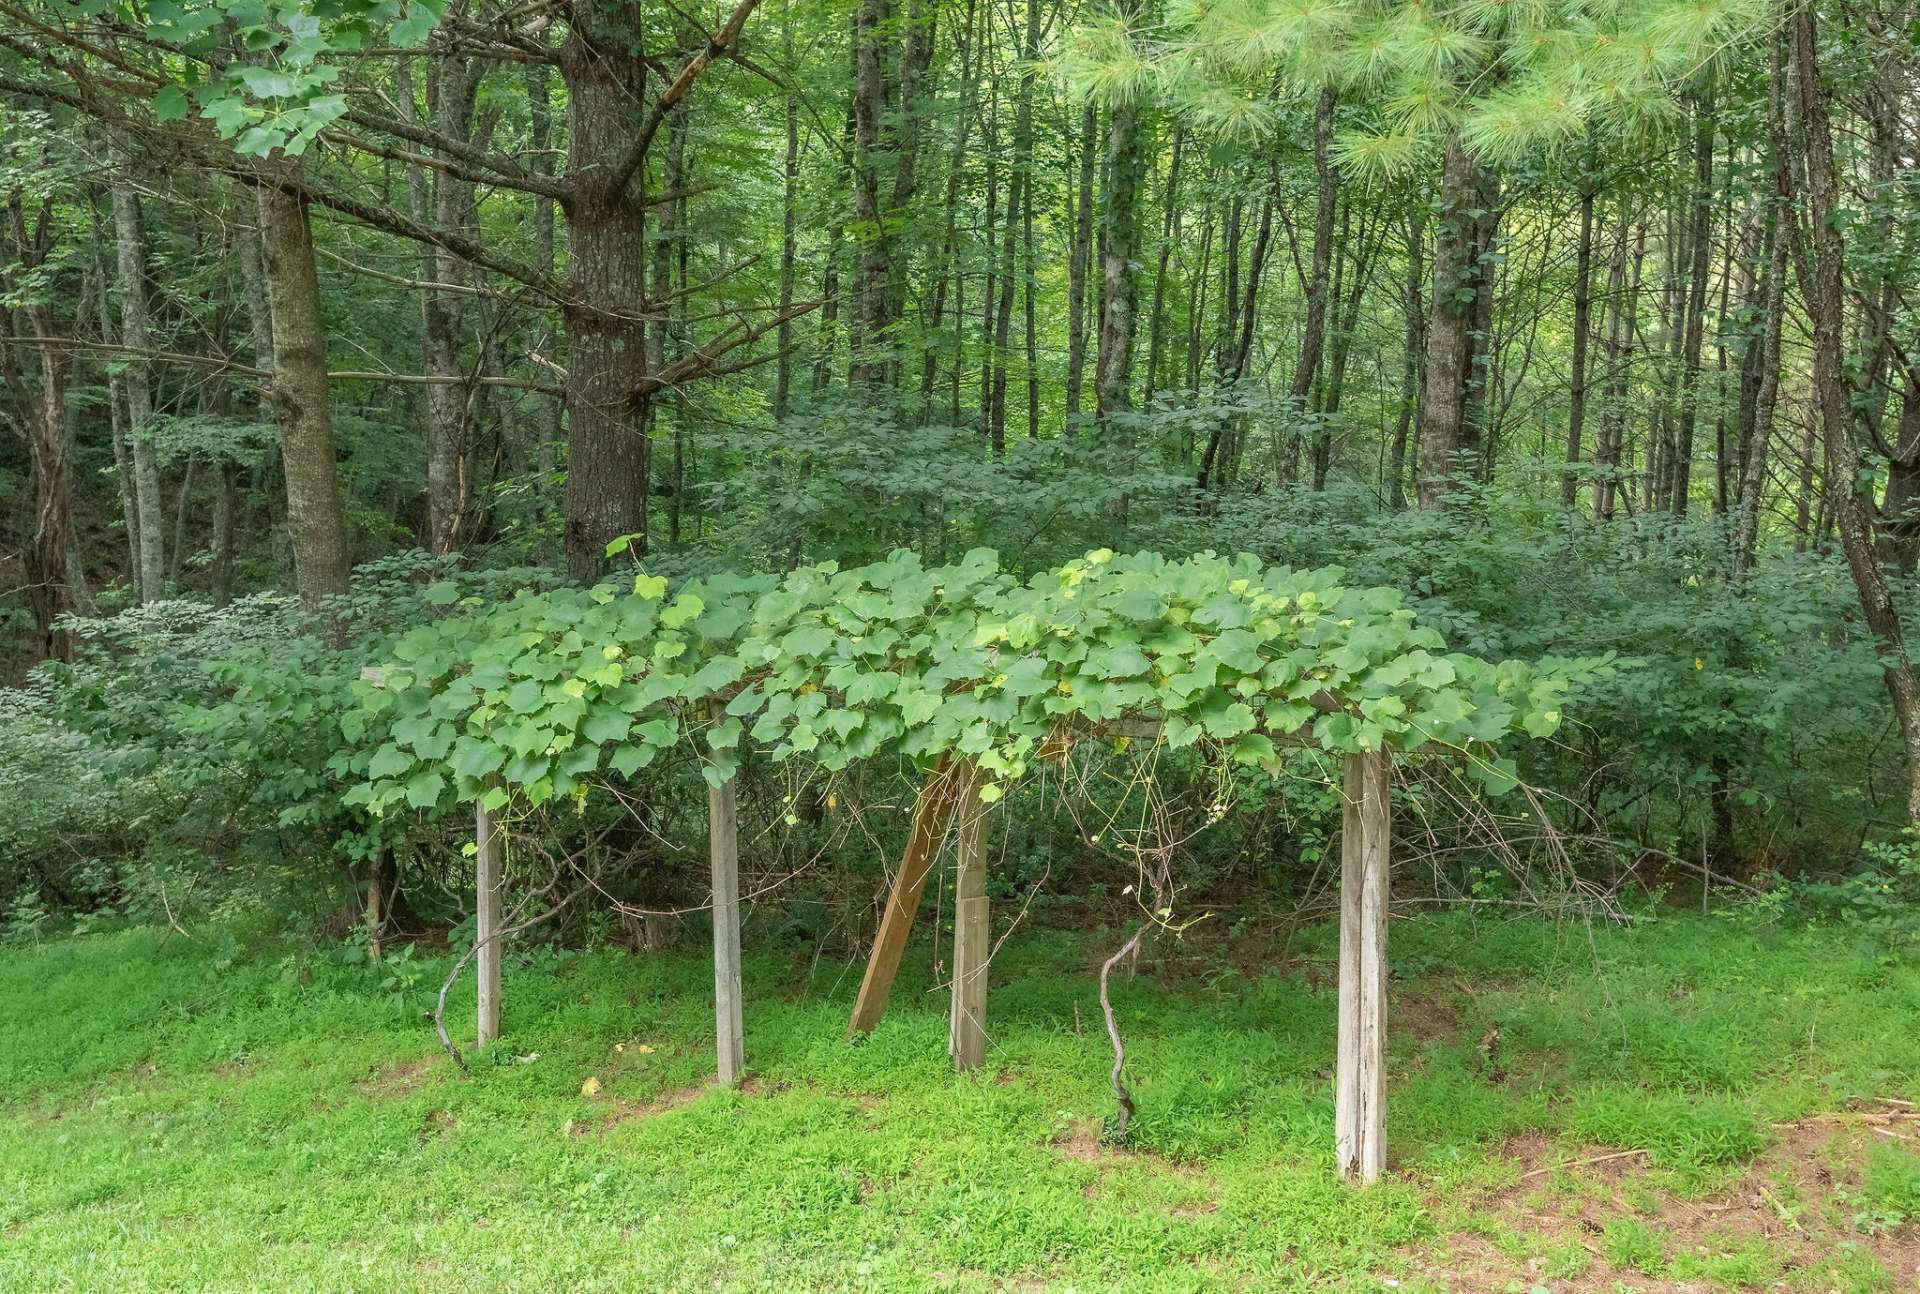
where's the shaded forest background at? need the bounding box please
[2,0,1918,945]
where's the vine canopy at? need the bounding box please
[333,548,1608,817]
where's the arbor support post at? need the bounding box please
[1336,749,1390,1183]
[847,755,962,1037]
[948,779,989,1072]
[708,746,744,1087]
[475,796,503,1047]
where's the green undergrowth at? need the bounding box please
[1,911,1915,1292]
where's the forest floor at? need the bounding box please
[2,910,1917,1293]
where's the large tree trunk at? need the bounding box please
[253,169,352,615]
[1457,165,1502,478]
[849,0,934,388]
[1788,9,1920,821]
[1417,138,1483,508]
[110,171,166,601]
[847,0,892,387]
[559,24,652,578]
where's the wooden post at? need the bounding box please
[708,748,744,1087]
[1335,750,1390,1183]
[474,794,503,1047]
[846,755,962,1038]
[949,780,989,1072]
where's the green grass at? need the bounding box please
[1,912,1916,1292]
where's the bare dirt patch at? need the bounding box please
[1411,1108,1920,1292]
[352,1056,436,1098]
[1395,991,1463,1048]
[596,1082,711,1131]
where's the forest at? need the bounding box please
[2,0,1919,1290]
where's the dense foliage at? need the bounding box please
[1,0,1917,946]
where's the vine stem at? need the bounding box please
[1099,924,1147,1139]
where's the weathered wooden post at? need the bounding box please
[474,793,503,1047]
[948,780,989,1072]
[708,747,744,1087]
[846,755,963,1037]
[1335,749,1391,1183]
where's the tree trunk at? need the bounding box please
[1562,164,1597,509]
[524,59,564,563]
[253,169,352,615]
[110,171,166,601]
[1144,129,1184,403]
[1387,208,1424,510]
[774,17,799,422]
[1417,137,1482,508]
[1787,8,1920,821]
[210,461,237,607]
[1064,100,1096,431]
[1291,86,1339,416]
[559,28,653,577]
[1669,83,1716,515]
[1735,52,1791,571]
[1094,8,1144,421]
[1594,202,1633,521]
[847,0,892,387]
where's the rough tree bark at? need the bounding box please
[1417,137,1484,508]
[253,168,352,615]
[1787,9,1920,821]
[1094,0,1145,420]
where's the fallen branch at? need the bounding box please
[1519,1147,1649,1179]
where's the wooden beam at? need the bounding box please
[846,755,963,1038]
[475,794,503,1047]
[949,779,989,1072]
[1335,750,1391,1183]
[708,735,744,1087]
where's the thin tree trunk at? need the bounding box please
[1095,3,1145,421]
[110,170,166,600]
[774,9,799,421]
[1594,201,1633,520]
[1735,44,1791,571]
[1064,100,1096,431]
[1388,208,1424,510]
[1144,129,1184,403]
[524,59,563,563]
[1670,82,1717,515]
[1562,161,1597,509]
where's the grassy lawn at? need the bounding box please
[2,912,1917,1292]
